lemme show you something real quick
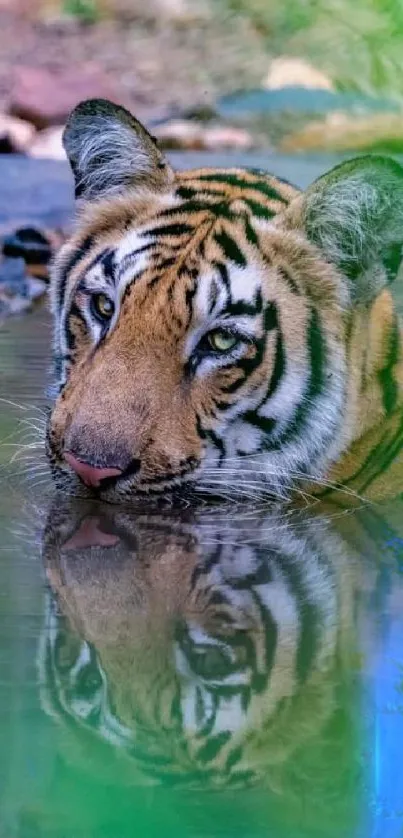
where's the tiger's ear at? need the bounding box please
[299,155,403,301]
[63,98,173,201]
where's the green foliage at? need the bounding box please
[222,0,403,100]
[62,0,99,23]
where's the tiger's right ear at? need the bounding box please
[63,98,173,201]
[296,155,403,302]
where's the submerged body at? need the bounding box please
[47,98,403,503]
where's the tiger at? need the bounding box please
[46,97,403,505]
[40,501,356,786]
[38,497,403,833]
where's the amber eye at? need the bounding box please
[207,330,238,353]
[91,293,115,323]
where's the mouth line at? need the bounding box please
[51,461,201,500]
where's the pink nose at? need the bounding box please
[64,452,123,488]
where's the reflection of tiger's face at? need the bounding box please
[40,499,357,788]
[46,99,403,503]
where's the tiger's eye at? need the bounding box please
[91,293,115,322]
[207,330,238,352]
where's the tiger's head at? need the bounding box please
[47,98,403,501]
[40,499,358,795]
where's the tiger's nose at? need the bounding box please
[64,452,123,488]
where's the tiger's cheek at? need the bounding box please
[48,357,93,459]
[64,307,94,369]
[188,343,278,432]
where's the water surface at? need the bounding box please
[1,308,403,838]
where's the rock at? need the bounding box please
[26,275,48,299]
[216,88,398,121]
[264,57,334,92]
[181,104,218,122]
[105,0,210,23]
[8,65,124,129]
[154,120,254,151]
[0,254,47,319]
[29,126,65,160]
[280,111,403,152]
[0,257,27,289]
[0,114,36,154]
[154,0,210,24]
[2,226,55,280]
[0,291,32,318]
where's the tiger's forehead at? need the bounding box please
[82,216,273,324]
[58,166,300,308]
[84,229,160,291]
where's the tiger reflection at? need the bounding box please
[39,499,359,790]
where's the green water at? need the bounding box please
[1,309,403,838]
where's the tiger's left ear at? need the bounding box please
[63,98,173,201]
[297,155,403,301]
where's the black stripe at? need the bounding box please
[160,200,234,220]
[196,732,232,763]
[243,411,276,436]
[359,416,403,494]
[243,215,258,246]
[214,230,246,268]
[225,289,263,317]
[196,172,288,203]
[79,246,110,278]
[383,242,403,284]
[214,261,231,293]
[264,300,279,332]
[277,265,301,295]
[176,185,197,200]
[195,414,207,441]
[220,332,269,399]
[266,329,285,401]
[184,282,198,329]
[100,248,116,283]
[290,575,320,683]
[117,242,155,279]
[65,302,86,351]
[155,256,177,272]
[270,306,324,450]
[144,223,194,238]
[249,588,277,695]
[241,302,282,407]
[257,546,320,685]
[174,192,275,224]
[205,429,226,465]
[378,314,400,415]
[57,235,94,309]
[225,746,243,772]
[316,422,394,499]
[241,198,275,219]
[232,557,273,588]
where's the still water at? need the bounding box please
[1,308,403,838]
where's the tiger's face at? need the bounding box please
[47,99,403,501]
[41,499,356,788]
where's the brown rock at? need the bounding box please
[29,126,66,160]
[101,0,210,23]
[8,65,124,130]
[0,114,36,154]
[264,57,334,92]
[155,119,254,151]
[203,125,254,151]
[280,111,403,152]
